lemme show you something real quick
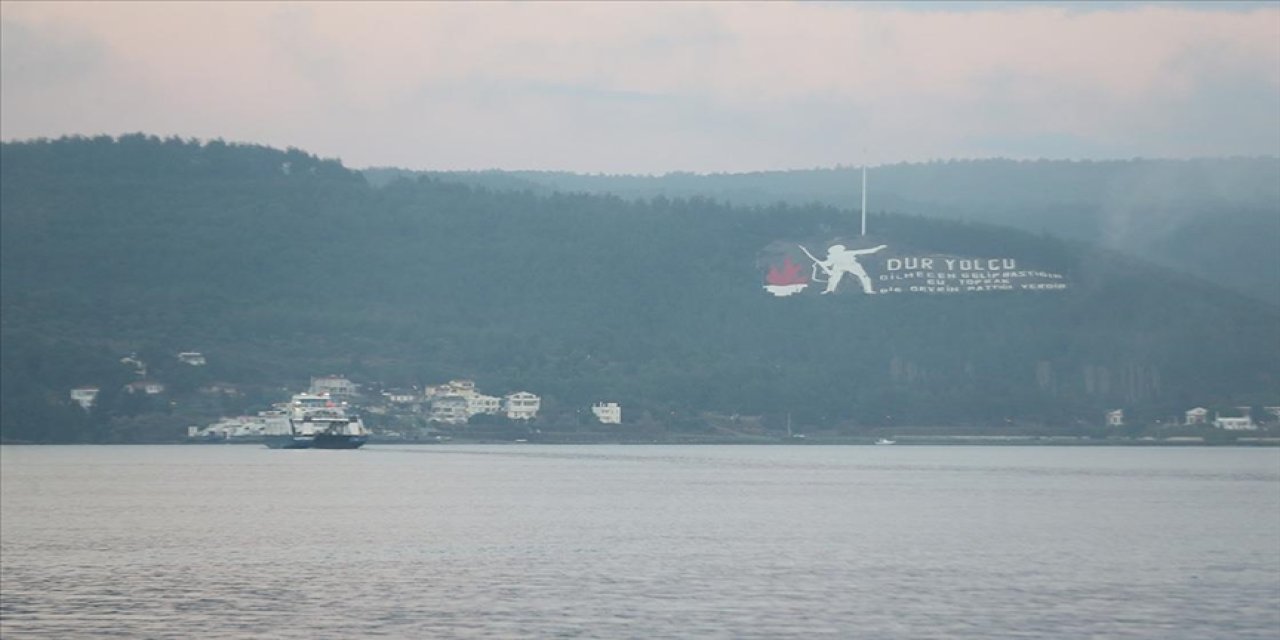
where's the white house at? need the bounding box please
[446,379,477,398]
[199,383,241,396]
[592,402,622,425]
[1105,409,1124,427]
[383,389,419,404]
[310,375,357,399]
[70,387,100,410]
[467,393,502,417]
[504,391,541,420]
[1214,415,1257,431]
[429,396,470,424]
[1185,407,1209,425]
[177,352,207,366]
[120,353,146,376]
[125,381,166,395]
[425,379,477,400]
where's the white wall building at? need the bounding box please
[429,396,470,424]
[592,402,622,425]
[70,387,100,410]
[125,381,166,395]
[426,379,477,400]
[120,353,146,376]
[383,390,419,404]
[1105,409,1124,427]
[467,394,502,417]
[199,383,241,396]
[177,352,207,366]
[1214,416,1257,431]
[446,379,477,398]
[504,392,541,420]
[311,375,357,399]
[1185,407,1209,425]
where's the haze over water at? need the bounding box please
[2,444,1277,638]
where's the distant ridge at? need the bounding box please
[366,157,1280,306]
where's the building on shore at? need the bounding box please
[70,387,100,410]
[177,352,207,366]
[383,389,419,405]
[1214,415,1256,431]
[124,381,166,395]
[429,395,470,424]
[467,393,502,417]
[504,391,541,420]
[426,379,478,400]
[120,353,146,376]
[310,375,357,399]
[592,402,622,425]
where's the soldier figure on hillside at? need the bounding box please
[800,243,888,295]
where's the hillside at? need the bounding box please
[368,158,1280,306]
[3,136,1278,442]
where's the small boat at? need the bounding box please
[874,438,897,445]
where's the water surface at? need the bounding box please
[2,445,1277,638]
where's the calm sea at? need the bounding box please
[1,444,1277,639]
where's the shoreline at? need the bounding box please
[4,436,1279,447]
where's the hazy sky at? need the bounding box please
[2,1,1278,173]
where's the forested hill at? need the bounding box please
[3,136,1277,442]
[367,158,1280,305]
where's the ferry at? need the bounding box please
[189,410,288,442]
[264,392,368,449]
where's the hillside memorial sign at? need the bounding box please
[760,240,1069,298]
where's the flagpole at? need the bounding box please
[860,164,868,236]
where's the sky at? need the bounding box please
[2,1,1278,174]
